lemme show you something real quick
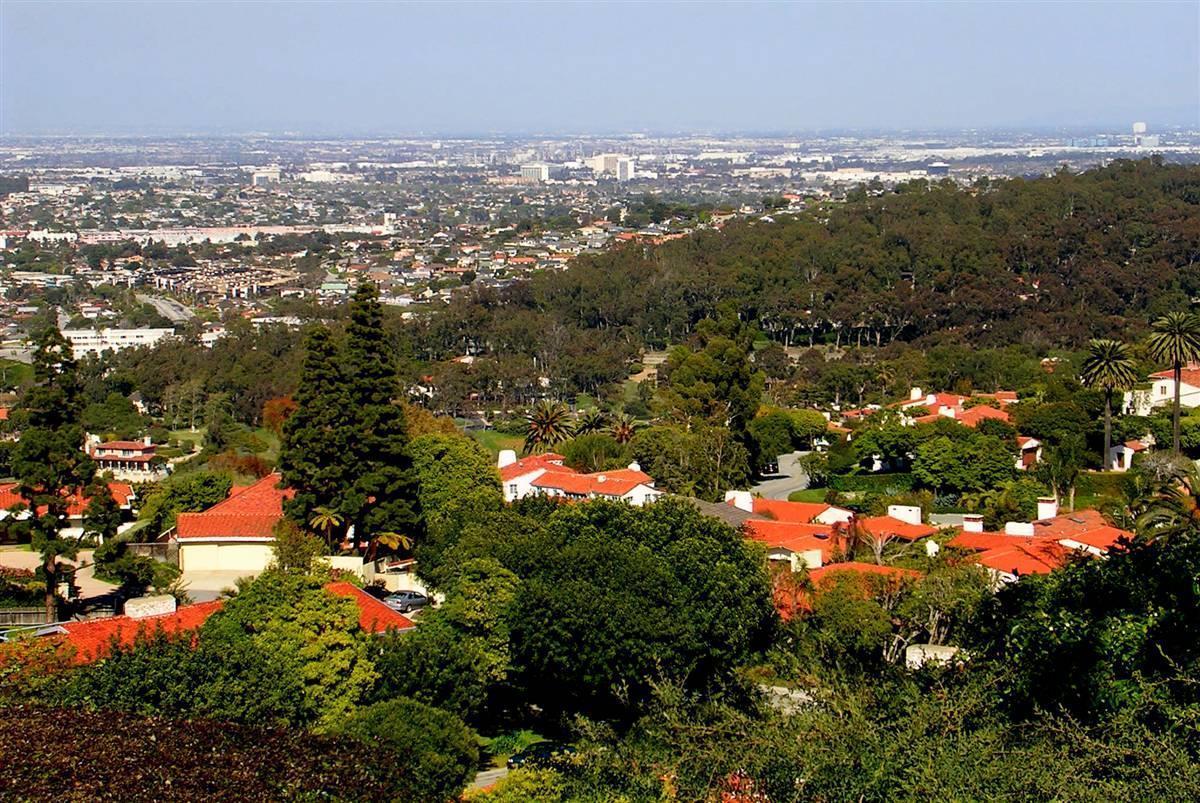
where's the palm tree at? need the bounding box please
[368,531,413,562]
[610,413,637,445]
[308,506,343,548]
[575,408,608,435]
[523,400,574,453]
[1147,312,1200,454]
[1079,338,1139,469]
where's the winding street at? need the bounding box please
[750,451,811,500]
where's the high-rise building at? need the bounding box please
[520,163,550,183]
[251,167,281,186]
[588,153,627,176]
[1132,121,1147,147]
[616,157,636,182]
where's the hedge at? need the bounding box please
[828,473,915,494]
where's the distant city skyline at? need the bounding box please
[1,1,1197,136]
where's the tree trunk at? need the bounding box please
[1174,362,1183,454]
[1103,390,1113,470]
[43,555,57,621]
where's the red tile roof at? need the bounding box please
[859,515,938,542]
[499,453,565,483]
[175,473,293,541]
[948,509,1131,578]
[808,561,921,585]
[747,499,837,524]
[60,601,224,664]
[0,482,134,518]
[956,405,1010,427]
[326,582,416,634]
[1150,365,1200,389]
[745,520,840,562]
[531,467,654,497]
[94,440,155,451]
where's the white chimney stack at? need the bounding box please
[1005,521,1036,537]
[123,594,177,619]
[963,514,984,533]
[909,387,923,401]
[724,490,754,513]
[628,461,641,472]
[1036,497,1058,521]
[887,504,922,526]
[497,449,517,469]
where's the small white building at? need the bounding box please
[1108,439,1149,472]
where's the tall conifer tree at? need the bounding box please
[343,282,421,550]
[13,329,96,618]
[280,325,355,543]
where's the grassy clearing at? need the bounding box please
[787,488,830,502]
[471,429,524,457]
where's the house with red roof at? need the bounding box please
[497,450,662,506]
[723,492,854,526]
[0,481,136,542]
[1109,439,1150,472]
[171,473,293,574]
[774,561,921,619]
[1126,364,1200,416]
[948,499,1130,584]
[45,583,414,665]
[88,435,167,481]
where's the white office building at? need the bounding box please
[61,328,175,357]
[520,163,550,183]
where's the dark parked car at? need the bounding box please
[506,741,577,770]
[382,590,429,613]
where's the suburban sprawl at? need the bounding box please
[3,129,1200,801]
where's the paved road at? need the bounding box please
[469,767,509,790]
[751,451,811,500]
[136,293,195,323]
[0,547,118,601]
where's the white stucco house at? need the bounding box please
[498,450,662,506]
[1125,366,1200,416]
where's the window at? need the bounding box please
[508,484,517,496]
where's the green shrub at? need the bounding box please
[828,472,915,493]
[335,697,480,802]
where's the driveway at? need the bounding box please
[0,547,117,599]
[179,570,259,602]
[751,451,811,500]
[469,767,510,791]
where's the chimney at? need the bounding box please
[724,490,753,513]
[1036,497,1058,521]
[628,461,641,472]
[143,435,152,446]
[497,449,517,469]
[123,594,177,619]
[963,514,984,533]
[887,504,922,526]
[1005,521,1036,537]
[909,387,923,401]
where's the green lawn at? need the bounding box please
[168,429,206,451]
[0,359,32,391]
[788,488,830,502]
[471,429,524,457]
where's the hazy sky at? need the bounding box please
[2,1,1197,135]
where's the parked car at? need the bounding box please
[506,741,577,770]
[382,590,428,613]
